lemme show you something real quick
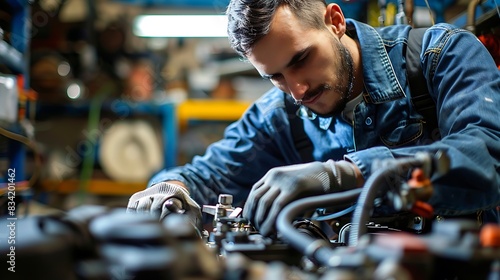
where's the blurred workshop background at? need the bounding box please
[1,0,499,215]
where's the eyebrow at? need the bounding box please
[261,48,309,80]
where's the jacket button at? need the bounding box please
[365,117,373,126]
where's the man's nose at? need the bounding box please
[287,79,308,101]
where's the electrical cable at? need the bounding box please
[0,125,42,191]
[337,222,352,244]
[348,153,433,247]
[0,124,42,217]
[77,82,115,205]
[423,0,435,25]
[493,0,500,18]
[311,204,356,221]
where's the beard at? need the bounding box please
[306,38,355,118]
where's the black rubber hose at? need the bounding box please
[277,153,436,266]
[348,156,430,247]
[276,188,362,266]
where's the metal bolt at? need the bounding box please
[218,194,233,206]
[414,216,422,224]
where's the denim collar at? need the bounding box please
[296,20,406,130]
[346,19,406,104]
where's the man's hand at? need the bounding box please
[242,160,358,236]
[127,182,203,233]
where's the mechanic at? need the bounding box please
[127,0,500,236]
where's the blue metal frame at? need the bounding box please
[1,0,31,183]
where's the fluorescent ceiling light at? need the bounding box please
[134,15,228,37]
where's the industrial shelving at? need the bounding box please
[0,0,32,186]
[37,98,250,196]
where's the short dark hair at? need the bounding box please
[226,0,327,58]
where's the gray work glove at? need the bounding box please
[127,182,203,234]
[243,160,357,236]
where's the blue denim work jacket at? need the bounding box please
[150,20,500,221]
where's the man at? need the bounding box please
[127,0,500,236]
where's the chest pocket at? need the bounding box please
[377,96,426,147]
[357,97,425,148]
[380,118,424,147]
[354,97,425,149]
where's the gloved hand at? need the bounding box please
[127,182,203,234]
[243,160,358,236]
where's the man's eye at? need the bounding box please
[295,55,307,67]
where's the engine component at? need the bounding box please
[2,152,498,280]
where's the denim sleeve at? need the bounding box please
[148,92,301,208]
[348,25,500,217]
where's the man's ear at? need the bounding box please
[325,3,346,37]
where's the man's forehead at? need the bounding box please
[246,7,311,76]
[247,41,295,77]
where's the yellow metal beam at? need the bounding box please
[177,99,250,130]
